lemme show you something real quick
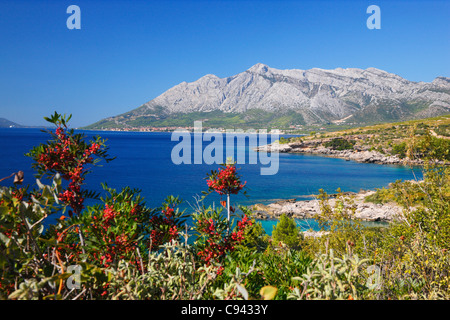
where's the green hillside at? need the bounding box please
[83,109,308,130]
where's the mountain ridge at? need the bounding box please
[85,63,450,130]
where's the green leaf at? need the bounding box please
[0,205,9,216]
[0,232,10,246]
[41,186,52,199]
[236,284,249,300]
[260,286,278,300]
[36,178,45,190]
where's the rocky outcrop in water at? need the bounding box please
[252,190,405,223]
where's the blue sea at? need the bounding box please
[0,128,422,234]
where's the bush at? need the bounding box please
[105,241,218,300]
[415,135,450,161]
[364,180,426,207]
[324,138,355,150]
[213,244,312,300]
[2,111,449,300]
[0,112,251,300]
[304,161,450,299]
[279,137,289,144]
[288,249,371,300]
[272,214,302,249]
[235,206,269,251]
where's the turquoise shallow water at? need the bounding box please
[258,218,390,235]
[0,128,421,233]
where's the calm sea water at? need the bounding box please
[0,128,421,234]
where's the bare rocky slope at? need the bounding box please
[86,63,450,129]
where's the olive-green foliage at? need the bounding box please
[236,206,269,251]
[288,249,371,300]
[279,137,289,144]
[211,261,256,300]
[106,240,218,300]
[216,244,312,300]
[392,142,407,158]
[364,179,426,207]
[304,188,364,257]
[375,226,450,300]
[435,124,450,137]
[373,164,450,299]
[304,160,450,299]
[257,245,312,299]
[0,176,65,300]
[324,138,355,150]
[405,164,450,249]
[279,137,303,144]
[415,134,450,161]
[272,214,302,249]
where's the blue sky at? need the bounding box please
[0,0,449,127]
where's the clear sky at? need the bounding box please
[0,0,449,127]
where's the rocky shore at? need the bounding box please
[254,139,424,165]
[251,189,405,223]
[252,137,433,236]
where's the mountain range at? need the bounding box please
[85,63,450,130]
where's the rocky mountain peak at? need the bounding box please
[247,63,270,74]
[87,64,450,129]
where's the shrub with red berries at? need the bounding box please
[1,112,192,300]
[27,112,114,215]
[148,195,187,250]
[197,162,252,271]
[206,163,246,196]
[1,112,255,300]
[192,206,252,268]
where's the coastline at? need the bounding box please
[251,188,406,223]
[253,139,427,166]
[251,139,424,234]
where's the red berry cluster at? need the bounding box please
[206,164,246,195]
[149,206,180,250]
[196,218,226,264]
[231,214,252,242]
[90,203,140,268]
[196,214,252,266]
[102,204,117,223]
[36,125,101,215]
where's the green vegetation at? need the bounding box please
[278,137,292,144]
[300,160,450,299]
[282,114,450,161]
[392,142,407,158]
[349,100,433,125]
[84,109,307,131]
[324,138,356,150]
[1,112,450,300]
[415,134,450,161]
[272,214,302,249]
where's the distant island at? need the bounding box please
[0,118,51,129]
[0,118,24,128]
[83,63,450,132]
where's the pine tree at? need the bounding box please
[272,214,301,248]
